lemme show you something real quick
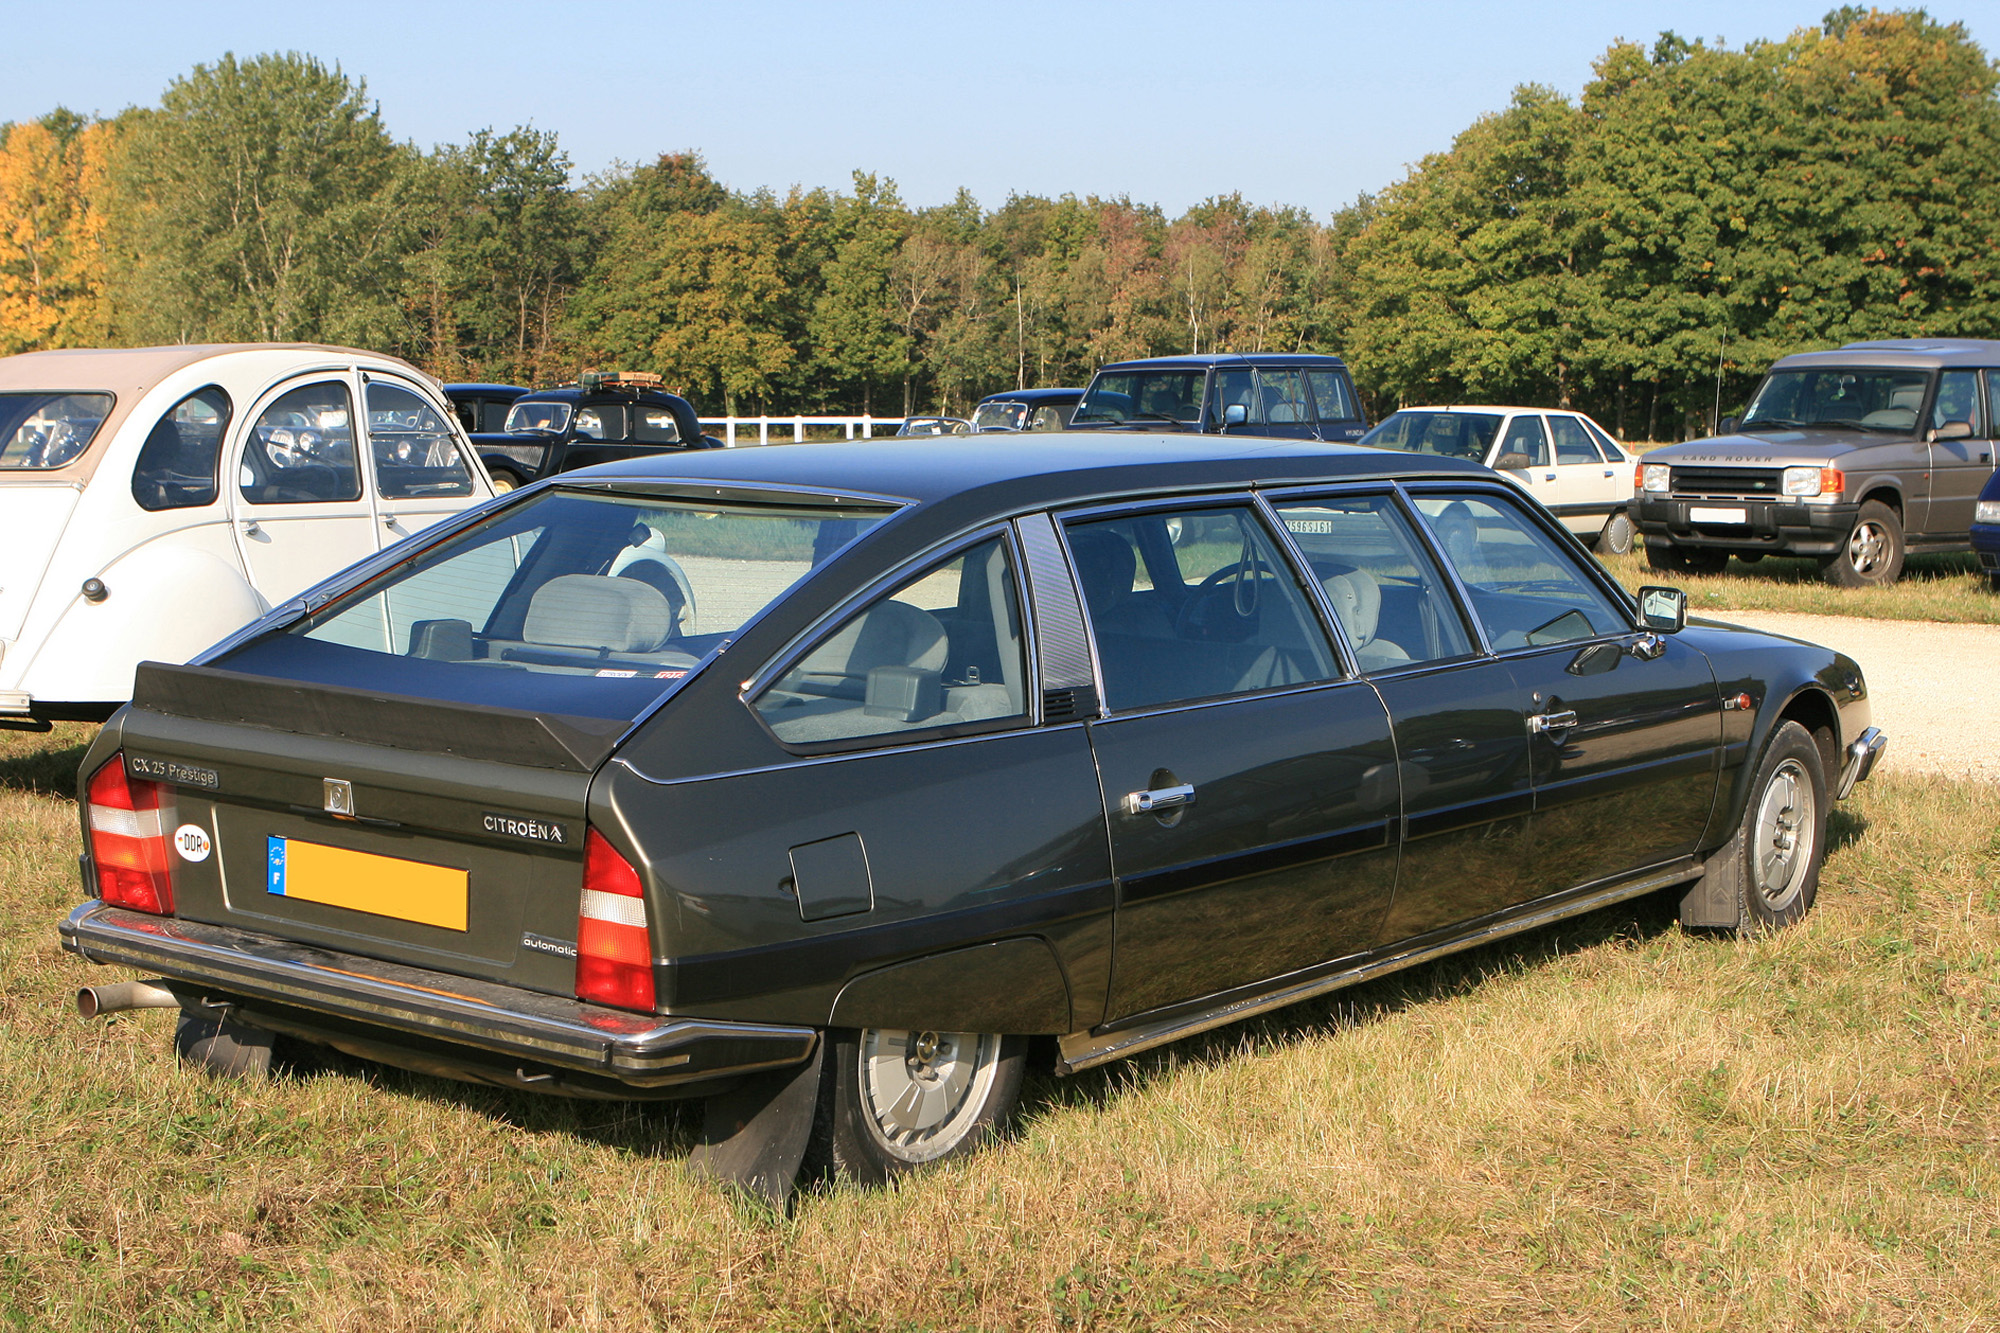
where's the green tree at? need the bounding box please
[806,172,911,415]
[110,52,412,348]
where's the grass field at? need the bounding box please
[2,722,1996,1330]
[1601,543,2000,625]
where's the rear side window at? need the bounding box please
[1272,495,1474,669]
[0,392,113,469]
[1306,369,1360,422]
[366,382,474,499]
[632,405,682,443]
[132,387,231,510]
[240,381,361,505]
[1067,506,1336,711]
[754,536,1029,746]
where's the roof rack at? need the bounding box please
[576,370,668,394]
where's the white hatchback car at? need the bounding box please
[1357,406,1639,554]
[0,344,495,727]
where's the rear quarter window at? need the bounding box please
[0,392,114,469]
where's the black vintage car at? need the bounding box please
[472,374,723,491]
[62,434,1884,1200]
[1070,354,1371,441]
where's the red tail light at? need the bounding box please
[85,756,175,915]
[575,828,655,1011]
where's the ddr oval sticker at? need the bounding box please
[173,824,212,862]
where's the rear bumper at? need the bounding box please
[1634,496,1856,555]
[60,902,817,1091]
[1836,726,1887,801]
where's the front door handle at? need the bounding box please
[1122,783,1196,816]
[1527,709,1578,735]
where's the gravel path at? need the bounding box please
[1709,610,2000,781]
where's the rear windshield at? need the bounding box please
[1358,410,1503,460]
[1072,370,1205,425]
[218,489,893,719]
[0,392,114,469]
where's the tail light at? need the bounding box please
[575,828,655,1011]
[85,756,175,915]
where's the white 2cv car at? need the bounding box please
[1,344,497,728]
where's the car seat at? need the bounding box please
[1318,565,1411,672]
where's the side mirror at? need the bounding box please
[1718,415,1739,435]
[1222,403,1249,429]
[1637,585,1687,633]
[1494,451,1531,471]
[1930,420,1973,441]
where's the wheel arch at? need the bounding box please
[1852,484,1904,520]
[827,937,1072,1034]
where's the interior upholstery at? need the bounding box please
[1318,565,1411,670]
[791,599,949,699]
[523,574,673,652]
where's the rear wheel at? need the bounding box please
[1644,537,1728,574]
[1820,500,1904,586]
[1595,510,1634,556]
[174,1010,275,1078]
[809,1028,1025,1186]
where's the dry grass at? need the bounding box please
[2,723,1997,1329]
[1599,543,2000,625]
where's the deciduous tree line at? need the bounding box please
[1,8,1994,438]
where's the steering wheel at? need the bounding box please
[1176,557,1276,642]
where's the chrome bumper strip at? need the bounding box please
[61,903,816,1088]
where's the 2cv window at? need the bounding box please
[754,535,1029,747]
[0,392,113,469]
[132,387,231,510]
[239,381,362,505]
[365,382,474,499]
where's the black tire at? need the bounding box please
[1728,720,1829,933]
[1734,552,1764,565]
[807,1028,1025,1186]
[1644,537,1728,574]
[174,1010,275,1078]
[1595,510,1634,556]
[1819,499,1904,587]
[1987,570,2000,594]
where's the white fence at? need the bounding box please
[698,415,902,446]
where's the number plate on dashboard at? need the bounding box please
[265,837,468,931]
[1688,506,1748,525]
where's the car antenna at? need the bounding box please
[1712,327,1728,434]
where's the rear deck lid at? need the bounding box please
[0,484,82,642]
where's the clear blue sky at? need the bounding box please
[9,1,1999,218]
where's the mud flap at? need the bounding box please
[687,1041,825,1206]
[1679,832,1744,929]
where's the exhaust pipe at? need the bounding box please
[76,980,182,1020]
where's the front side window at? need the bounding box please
[1072,370,1205,425]
[754,536,1028,746]
[1067,506,1335,711]
[132,387,231,510]
[0,392,113,470]
[1413,494,1627,649]
[1933,370,1984,436]
[229,490,891,718]
[1306,369,1361,423]
[1272,495,1474,669]
[504,400,571,434]
[1549,414,1599,465]
[239,381,360,505]
[1494,415,1549,469]
[1211,369,1262,426]
[367,382,473,499]
[1742,368,1930,432]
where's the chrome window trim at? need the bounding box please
[738,522,1042,756]
[614,720,1092,788]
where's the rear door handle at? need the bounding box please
[1122,783,1196,815]
[1527,709,1578,735]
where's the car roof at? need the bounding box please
[1093,353,1350,371]
[1392,405,1575,416]
[516,386,690,406]
[553,430,1487,517]
[1776,339,2000,371]
[444,383,529,396]
[976,387,1083,405]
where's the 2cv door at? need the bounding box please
[228,372,381,606]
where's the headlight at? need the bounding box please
[1976,499,2000,524]
[1641,463,1670,493]
[1782,465,1822,497]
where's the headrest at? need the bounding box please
[1068,529,1138,608]
[523,574,672,652]
[1319,564,1381,648]
[814,598,949,676]
[1890,384,1924,409]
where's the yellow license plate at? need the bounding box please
[266,836,468,932]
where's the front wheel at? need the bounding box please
[1733,721,1829,933]
[1820,500,1904,586]
[809,1028,1025,1186]
[1595,510,1634,556]
[487,467,526,494]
